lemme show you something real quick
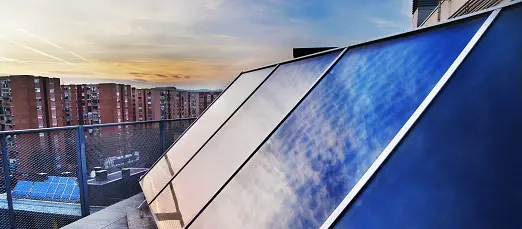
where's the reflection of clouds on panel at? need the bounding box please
[191,16,485,229]
[172,51,341,223]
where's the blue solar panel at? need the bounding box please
[46,176,59,183]
[70,185,80,201]
[45,183,59,199]
[189,12,489,229]
[28,182,45,198]
[53,184,66,200]
[60,185,74,200]
[11,176,80,202]
[334,5,522,229]
[12,181,33,198]
[66,178,76,185]
[58,177,68,184]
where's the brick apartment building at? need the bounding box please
[0,75,63,131]
[134,88,161,121]
[0,75,221,129]
[0,75,69,177]
[62,83,135,125]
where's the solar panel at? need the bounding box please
[70,185,80,201]
[188,8,491,229]
[12,181,33,198]
[141,66,278,201]
[28,182,45,198]
[66,177,76,185]
[58,177,68,184]
[60,184,74,201]
[53,184,66,200]
[45,183,59,199]
[334,5,522,228]
[46,176,59,183]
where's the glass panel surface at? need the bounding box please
[190,15,487,229]
[150,183,184,229]
[335,6,522,229]
[168,50,342,223]
[141,67,275,201]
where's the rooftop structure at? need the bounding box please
[414,0,512,28]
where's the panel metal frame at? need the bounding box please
[138,71,249,181]
[145,65,281,204]
[183,47,349,228]
[320,8,501,229]
[145,47,347,206]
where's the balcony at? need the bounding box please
[0,118,194,228]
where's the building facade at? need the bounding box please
[62,83,135,125]
[0,75,63,130]
[413,0,511,28]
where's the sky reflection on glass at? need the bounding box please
[141,67,275,201]
[190,15,487,229]
[335,6,522,229]
[170,50,341,223]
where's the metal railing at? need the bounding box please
[0,118,194,229]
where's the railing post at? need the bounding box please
[160,120,166,153]
[76,126,90,217]
[1,134,15,229]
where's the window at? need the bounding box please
[34,79,39,83]
[35,88,40,93]
[49,89,54,93]
[36,106,42,110]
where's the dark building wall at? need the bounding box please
[293,47,337,58]
[98,84,119,124]
[412,0,439,27]
[9,76,38,130]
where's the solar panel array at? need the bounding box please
[12,176,80,202]
[139,1,522,229]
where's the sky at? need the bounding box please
[0,0,412,89]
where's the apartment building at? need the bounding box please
[178,90,191,118]
[194,91,220,117]
[62,83,135,125]
[62,85,80,126]
[0,75,63,130]
[413,0,511,28]
[134,88,161,121]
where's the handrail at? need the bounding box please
[0,118,195,135]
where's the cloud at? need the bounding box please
[155,74,169,78]
[368,17,408,30]
[0,0,412,89]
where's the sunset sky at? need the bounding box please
[0,0,411,89]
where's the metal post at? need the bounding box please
[160,120,166,153]
[75,126,90,217]
[1,134,15,228]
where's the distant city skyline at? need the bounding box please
[0,0,411,89]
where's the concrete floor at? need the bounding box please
[62,193,157,229]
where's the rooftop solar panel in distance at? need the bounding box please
[12,181,33,198]
[70,185,80,201]
[60,185,74,201]
[67,178,76,185]
[45,183,59,199]
[53,184,66,200]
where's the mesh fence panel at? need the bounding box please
[5,130,81,229]
[0,139,10,229]
[0,119,193,228]
[164,119,193,149]
[84,123,162,208]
